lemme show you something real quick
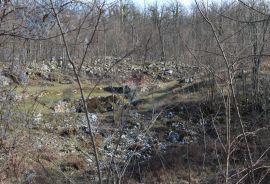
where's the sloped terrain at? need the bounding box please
[0,60,270,184]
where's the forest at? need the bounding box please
[0,0,270,183]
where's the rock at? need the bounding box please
[147,63,155,69]
[41,63,50,72]
[85,68,93,75]
[164,69,173,75]
[33,113,43,124]
[78,113,98,133]
[3,91,17,101]
[184,77,193,83]
[54,101,70,113]
[48,62,57,70]
[89,113,98,123]
[25,170,37,183]
[1,70,20,84]
[167,131,180,143]
[171,122,185,130]
[34,141,43,150]
[130,111,141,119]
[18,72,29,85]
[165,112,174,119]
[50,56,56,62]
[166,122,193,144]
[0,75,11,87]
[156,74,163,80]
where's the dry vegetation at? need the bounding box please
[0,0,270,184]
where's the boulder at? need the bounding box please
[184,77,193,83]
[164,69,173,75]
[40,64,50,73]
[167,131,180,143]
[0,75,11,87]
[54,101,70,113]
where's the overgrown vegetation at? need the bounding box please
[0,0,270,183]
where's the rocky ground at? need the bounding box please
[0,59,269,183]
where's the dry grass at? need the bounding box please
[123,143,224,184]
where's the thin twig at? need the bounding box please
[49,0,102,183]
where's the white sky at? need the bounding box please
[105,0,193,8]
[132,0,193,7]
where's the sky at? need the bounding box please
[104,0,195,9]
[132,0,193,8]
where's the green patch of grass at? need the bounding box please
[15,79,199,113]
[16,81,113,112]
